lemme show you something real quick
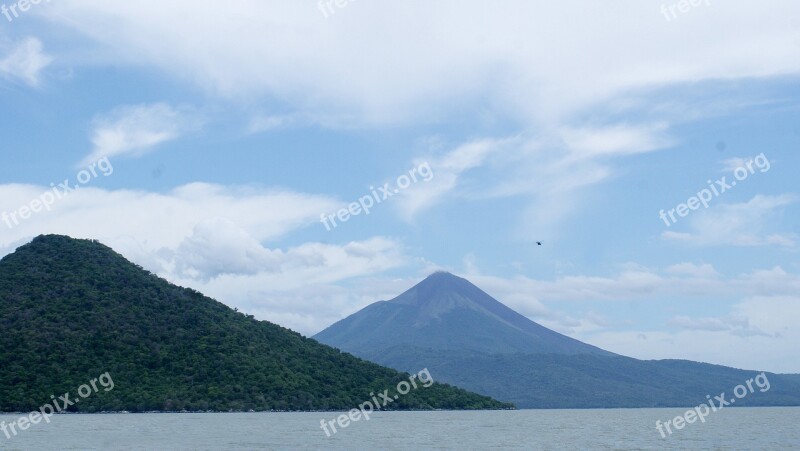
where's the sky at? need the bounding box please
[1,1,799,373]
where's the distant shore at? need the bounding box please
[0,407,518,415]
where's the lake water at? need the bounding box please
[1,408,798,450]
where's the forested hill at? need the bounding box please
[0,235,512,412]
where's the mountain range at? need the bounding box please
[315,272,800,408]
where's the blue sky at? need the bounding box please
[1,1,799,372]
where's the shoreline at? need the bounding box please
[5,406,800,415]
[0,407,518,415]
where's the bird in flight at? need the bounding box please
[536,241,542,246]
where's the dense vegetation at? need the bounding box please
[0,235,512,413]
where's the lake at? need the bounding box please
[1,408,798,450]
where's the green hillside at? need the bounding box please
[0,235,512,413]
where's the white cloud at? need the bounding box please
[40,1,800,127]
[515,123,671,234]
[0,182,337,257]
[665,262,720,278]
[397,121,673,227]
[720,157,749,173]
[226,273,418,335]
[669,315,771,337]
[164,234,411,334]
[171,217,285,279]
[462,262,800,306]
[82,103,201,165]
[36,0,797,240]
[247,114,298,133]
[0,38,52,87]
[559,122,672,161]
[478,270,666,304]
[588,295,800,373]
[662,194,797,247]
[396,138,513,219]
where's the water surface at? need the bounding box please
[1,407,797,450]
